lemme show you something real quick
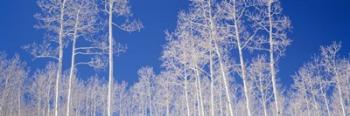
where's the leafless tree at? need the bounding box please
[247,56,273,116]
[102,0,142,115]
[0,54,27,116]
[320,42,348,116]
[25,0,74,115]
[247,0,291,115]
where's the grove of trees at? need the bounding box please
[0,0,349,116]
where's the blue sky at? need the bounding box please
[0,0,349,86]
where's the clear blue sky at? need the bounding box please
[0,0,349,86]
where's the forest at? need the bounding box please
[0,0,349,116]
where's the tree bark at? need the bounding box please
[55,0,67,116]
[66,9,80,116]
[268,1,280,115]
[107,1,115,116]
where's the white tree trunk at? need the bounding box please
[320,86,331,116]
[312,93,318,112]
[209,49,215,116]
[213,42,234,116]
[107,1,114,116]
[235,31,252,116]
[207,1,234,115]
[66,9,80,116]
[268,1,280,115]
[55,0,67,116]
[230,1,252,115]
[334,73,346,116]
[194,66,205,116]
[47,76,52,116]
[184,71,191,116]
[258,72,268,116]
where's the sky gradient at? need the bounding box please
[0,0,349,86]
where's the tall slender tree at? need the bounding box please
[249,0,291,115]
[27,0,73,115]
[248,56,273,116]
[64,0,104,115]
[320,42,346,116]
[103,0,142,115]
[0,54,27,116]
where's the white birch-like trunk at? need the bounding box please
[230,0,252,115]
[107,1,114,116]
[184,71,191,116]
[206,1,234,115]
[267,1,280,115]
[194,66,205,116]
[213,42,234,116]
[66,9,80,116]
[55,0,67,116]
[194,72,200,116]
[235,28,251,116]
[312,93,318,112]
[47,75,52,116]
[320,86,331,116]
[166,82,170,116]
[258,72,268,116]
[209,49,215,116]
[334,73,346,116]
